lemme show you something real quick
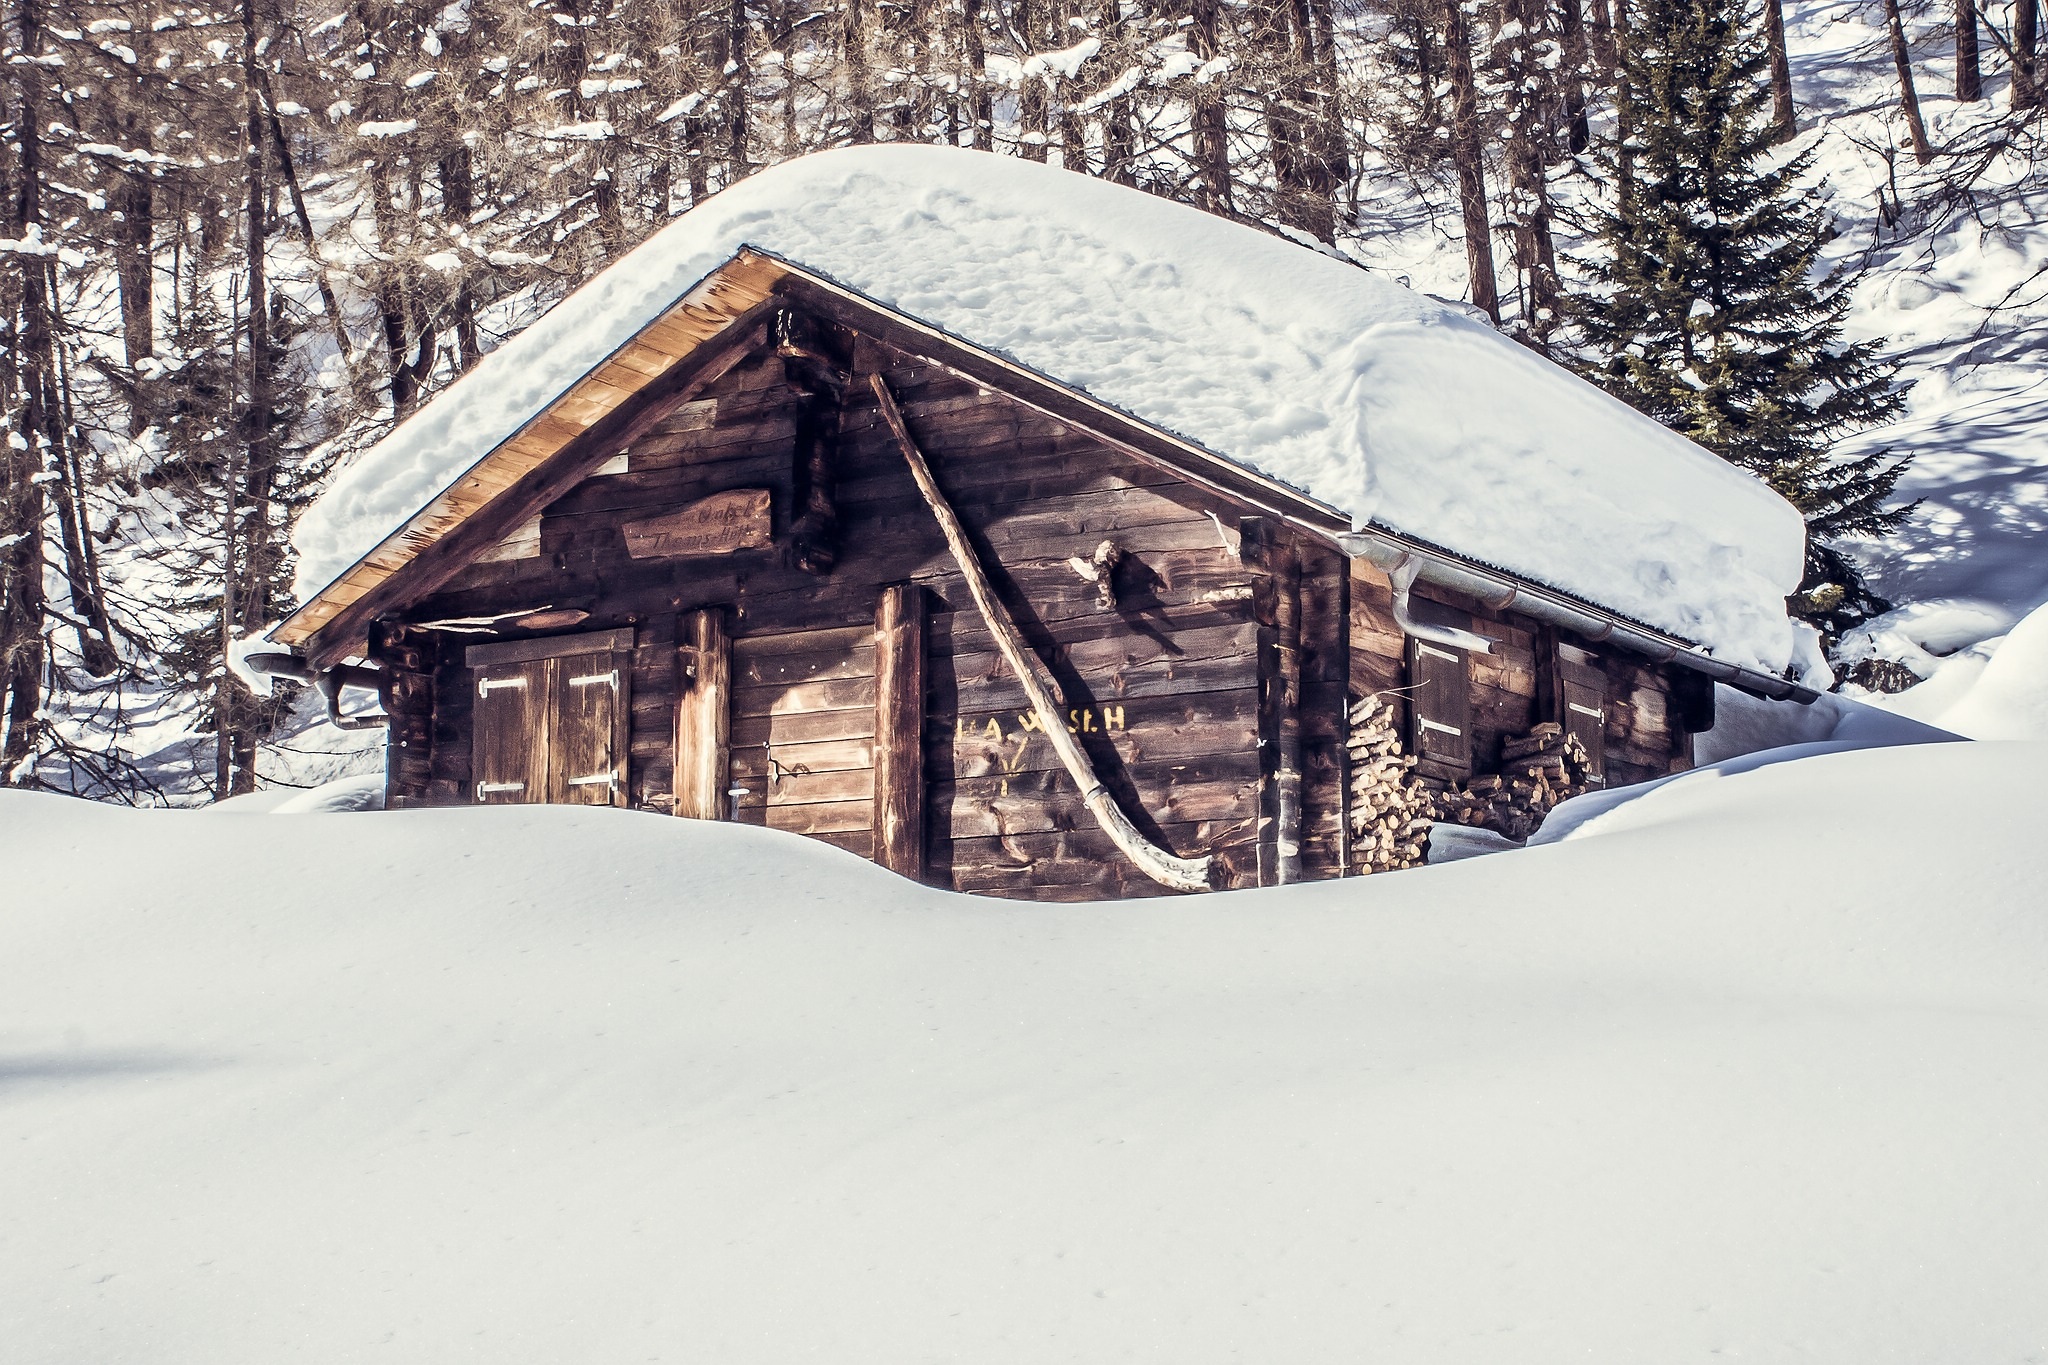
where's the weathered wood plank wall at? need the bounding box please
[1346,559,1693,801]
[385,314,1692,893]
[392,329,1301,899]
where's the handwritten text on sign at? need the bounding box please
[956,707,1129,795]
[622,488,772,559]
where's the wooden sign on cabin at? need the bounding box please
[622,488,772,559]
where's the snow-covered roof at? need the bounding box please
[292,145,1805,672]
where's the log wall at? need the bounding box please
[392,327,1316,899]
[1346,558,1695,804]
[384,312,1694,893]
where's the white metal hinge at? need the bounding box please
[568,670,619,690]
[476,780,526,797]
[1418,644,1463,663]
[1568,703,1604,720]
[1419,718,1464,737]
[565,771,617,790]
[478,676,528,697]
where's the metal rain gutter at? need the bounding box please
[1336,530,1820,705]
[243,651,393,730]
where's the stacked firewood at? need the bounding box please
[1346,693,1433,872]
[1432,723,1592,841]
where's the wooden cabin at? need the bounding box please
[263,155,1813,901]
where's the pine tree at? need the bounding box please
[1569,0,1914,635]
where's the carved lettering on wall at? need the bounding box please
[621,488,773,560]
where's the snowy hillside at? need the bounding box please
[6,737,2047,1362]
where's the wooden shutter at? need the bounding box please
[473,659,548,803]
[467,628,635,808]
[1406,637,1472,775]
[1558,654,1608,786]
[548,650,629,805]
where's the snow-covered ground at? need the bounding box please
[6,733,2046,1362]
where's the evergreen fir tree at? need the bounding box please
[139,260,302,798]
[1568,0,1914,636]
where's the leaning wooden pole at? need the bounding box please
[868,374,1214,893]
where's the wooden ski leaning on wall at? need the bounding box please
[867,373,1215,893]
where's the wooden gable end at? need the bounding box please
[379,306,1349,899]
[281,257,790,667]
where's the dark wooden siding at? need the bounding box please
[730,623,878,859]
[389,313,1696,892]
[396,328,1282,899]
[1349,557,1694,815]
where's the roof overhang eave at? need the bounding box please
[1336,527,1818,704]
[269,246,1815,706]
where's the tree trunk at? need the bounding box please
[437,147,480,372]
[1556,0,1593,154]
[1098,0,1136,182]
[2,0,52,780]
[1884,0,1936,164]
[262,88,353,365]
[845,0,878,143]
[1017,0,1049,161]
[1764,0,1796,140]
[1505,0,1561,333]
[1613,0,1633,195]
[44,316,119,675]
[962,0,993,148]
[1586,0,1617,74]
[1189,0,1232,210]
[231,0,279,797]
[1957,0,1983,99]
[725,0,752,174]
[1262,2,1329,239]
[369,163,431,413]
[2014,0,2039,110]
[1306,0,1351,188]
[1271,0,1341,241]
[1443,0,1500,320]
[112,125,156,379]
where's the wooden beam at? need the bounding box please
[297,300,781,669]
[1245,519,1304,886]
[870,372,1213,894]
[674,608,732,821]
[872,583,926,881]
[464,626,636,669]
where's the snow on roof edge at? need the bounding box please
[290,145,1806,672]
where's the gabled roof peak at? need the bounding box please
[289,145,1804,672]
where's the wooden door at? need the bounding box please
[473,659,549,803]
[726,622,876,854]
[466,628,634,807]
[549,652,627,804]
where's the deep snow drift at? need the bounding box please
[292,145,1805,673]
[6,739,2045,1363]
